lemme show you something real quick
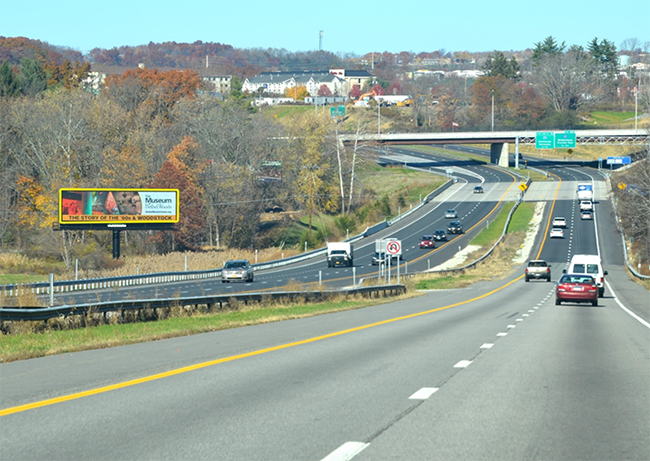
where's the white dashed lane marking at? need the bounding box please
[409,387,439,400]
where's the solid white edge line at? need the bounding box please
[321,442,370,461]
[409,387,440,400]
[605,280,650,329]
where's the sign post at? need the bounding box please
[386,240,401,285]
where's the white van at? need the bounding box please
[566,254,607,297]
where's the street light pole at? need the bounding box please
[634,87,638,131]
[378,98,381,135]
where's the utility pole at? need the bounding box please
[491,90,495,131]
[302,165,318,239]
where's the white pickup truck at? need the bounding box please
[525,260,551,282]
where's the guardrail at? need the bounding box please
[601,173,650,280]
[0,285,407,322]
[1,178,454,299]
[418,177,531,276]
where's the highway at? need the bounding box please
[46,154,521,305]
[1,152,648,461]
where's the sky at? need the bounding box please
[1,0,648,56]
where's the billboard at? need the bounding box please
[59,189,179,225]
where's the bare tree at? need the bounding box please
[531,49,611,112]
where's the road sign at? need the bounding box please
[535,132,554,149]
[607,156,631,165]
[330,105,346,117]
[555,131,576,148]
[386,240,401,255]
[519,183,528,191]
[618,182,627,190]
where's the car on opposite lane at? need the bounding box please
[445,209,458,219]
[473,186,484,194]
[222,259,254,283]
[419,235,435,249]
[555,274,598,306]
[447,221,463,234]
[433,229,447,241]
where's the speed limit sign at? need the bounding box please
[386,240,401,255]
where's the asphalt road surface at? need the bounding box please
[1,157,648,461]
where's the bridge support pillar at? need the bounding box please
[490,142,509,166]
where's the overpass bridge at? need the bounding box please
[340,129,649,166]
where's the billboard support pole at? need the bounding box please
[112,230,121,259]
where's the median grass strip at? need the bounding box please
[0,293,422,362]
[414,202,536,291]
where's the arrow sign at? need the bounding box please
[386,240,401,255]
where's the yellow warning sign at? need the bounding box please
[519,183,528,191]
[618,182,627,190]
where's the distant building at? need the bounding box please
[242,69,375,98]
[82,64,232,95]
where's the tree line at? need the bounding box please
[0,66,375,268]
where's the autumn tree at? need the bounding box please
[318,84,332,97]
[43,59,91,89]
[104,68,203,119]
[349,84,362,99]
[285,85,309,101]
[149,137,206,252]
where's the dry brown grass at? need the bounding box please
[70,248,302,281]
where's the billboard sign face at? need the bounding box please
[59,189,179,225]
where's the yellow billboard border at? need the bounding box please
[58,188,180,225]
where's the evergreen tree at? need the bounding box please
[532,36,566,63]
[482,51,520,79]
[0,60,19,97]
[19,58,47,96]
[588,37,618,77]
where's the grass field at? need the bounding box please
[0,292,422,362]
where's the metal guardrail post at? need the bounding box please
[49,273,54,307]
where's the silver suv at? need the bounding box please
[222,260,254,283]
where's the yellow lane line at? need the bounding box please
[1,170,564,418]
[1,273,524,418]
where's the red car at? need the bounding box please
[555,274,598,306]
[419,235,435,249]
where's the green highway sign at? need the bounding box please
[330,105,346,117]
[555,131,576,148]
[535,132,554,149]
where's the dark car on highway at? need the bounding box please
[433,229,447,241]
[447,221,463,234]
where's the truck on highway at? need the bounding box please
[326,242,354,267]
[525,260,551,282]
[577,183,593,201]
